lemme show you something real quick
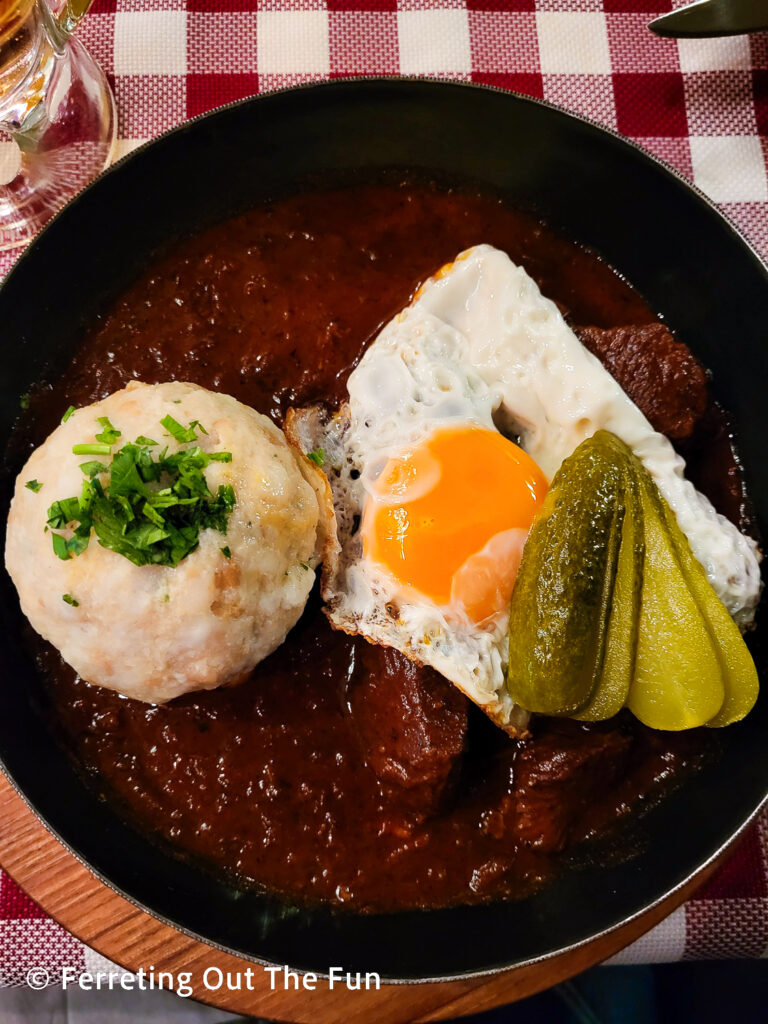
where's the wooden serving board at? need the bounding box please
[0,773,717,1022]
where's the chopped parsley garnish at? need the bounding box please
[48,496,81,528]
[73,442,112,456]
[61,405,76,423]
[62,593,79,607]
[25,479,42,492]
[48,417,236,568]
[220,545,231,559]
[51,529,88,559]
[161,414,204,444]
[79,461,107,478]
[307,448,325,467]
[52,534,69,559]
[95,416,121,445]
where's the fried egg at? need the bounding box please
[289,245,761,734]
[287,299,546,734]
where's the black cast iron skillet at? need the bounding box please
[1,79,767,981]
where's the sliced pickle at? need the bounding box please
[576,467,643,722]
[628,478,725,730]
[654,488,758,728]
[506,441,623,715]
[605,433,757,728]
[507,429,757,731]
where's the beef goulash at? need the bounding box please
[5,184,760,911]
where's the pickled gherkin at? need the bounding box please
[576,468,643,722]
[649,473,758,728]
[628,479,725,729]
[506,429,759,730]
[505,439,625,715]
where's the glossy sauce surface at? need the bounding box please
[21,184,730,911]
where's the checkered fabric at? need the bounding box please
[1,0,768,980]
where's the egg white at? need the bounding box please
[288,310,534,734]
[289,244,762,734]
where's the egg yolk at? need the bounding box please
[363,426,548,623]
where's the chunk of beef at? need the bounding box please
[513,720,633,852]
[347,644,468,813]
[576,323,708,439]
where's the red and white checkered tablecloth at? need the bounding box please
[1,0,768,984]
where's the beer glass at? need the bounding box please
[0,0,115,250]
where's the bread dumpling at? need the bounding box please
[5,381,329,703]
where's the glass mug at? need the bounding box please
[0,0,115,250]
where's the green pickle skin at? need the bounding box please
[576,467,643,722]
[506,441,624,716]
[646,471,758,728]
[629,479,725,730]
[506,430,759,730]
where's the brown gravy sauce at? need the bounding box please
[21,184,732,912]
